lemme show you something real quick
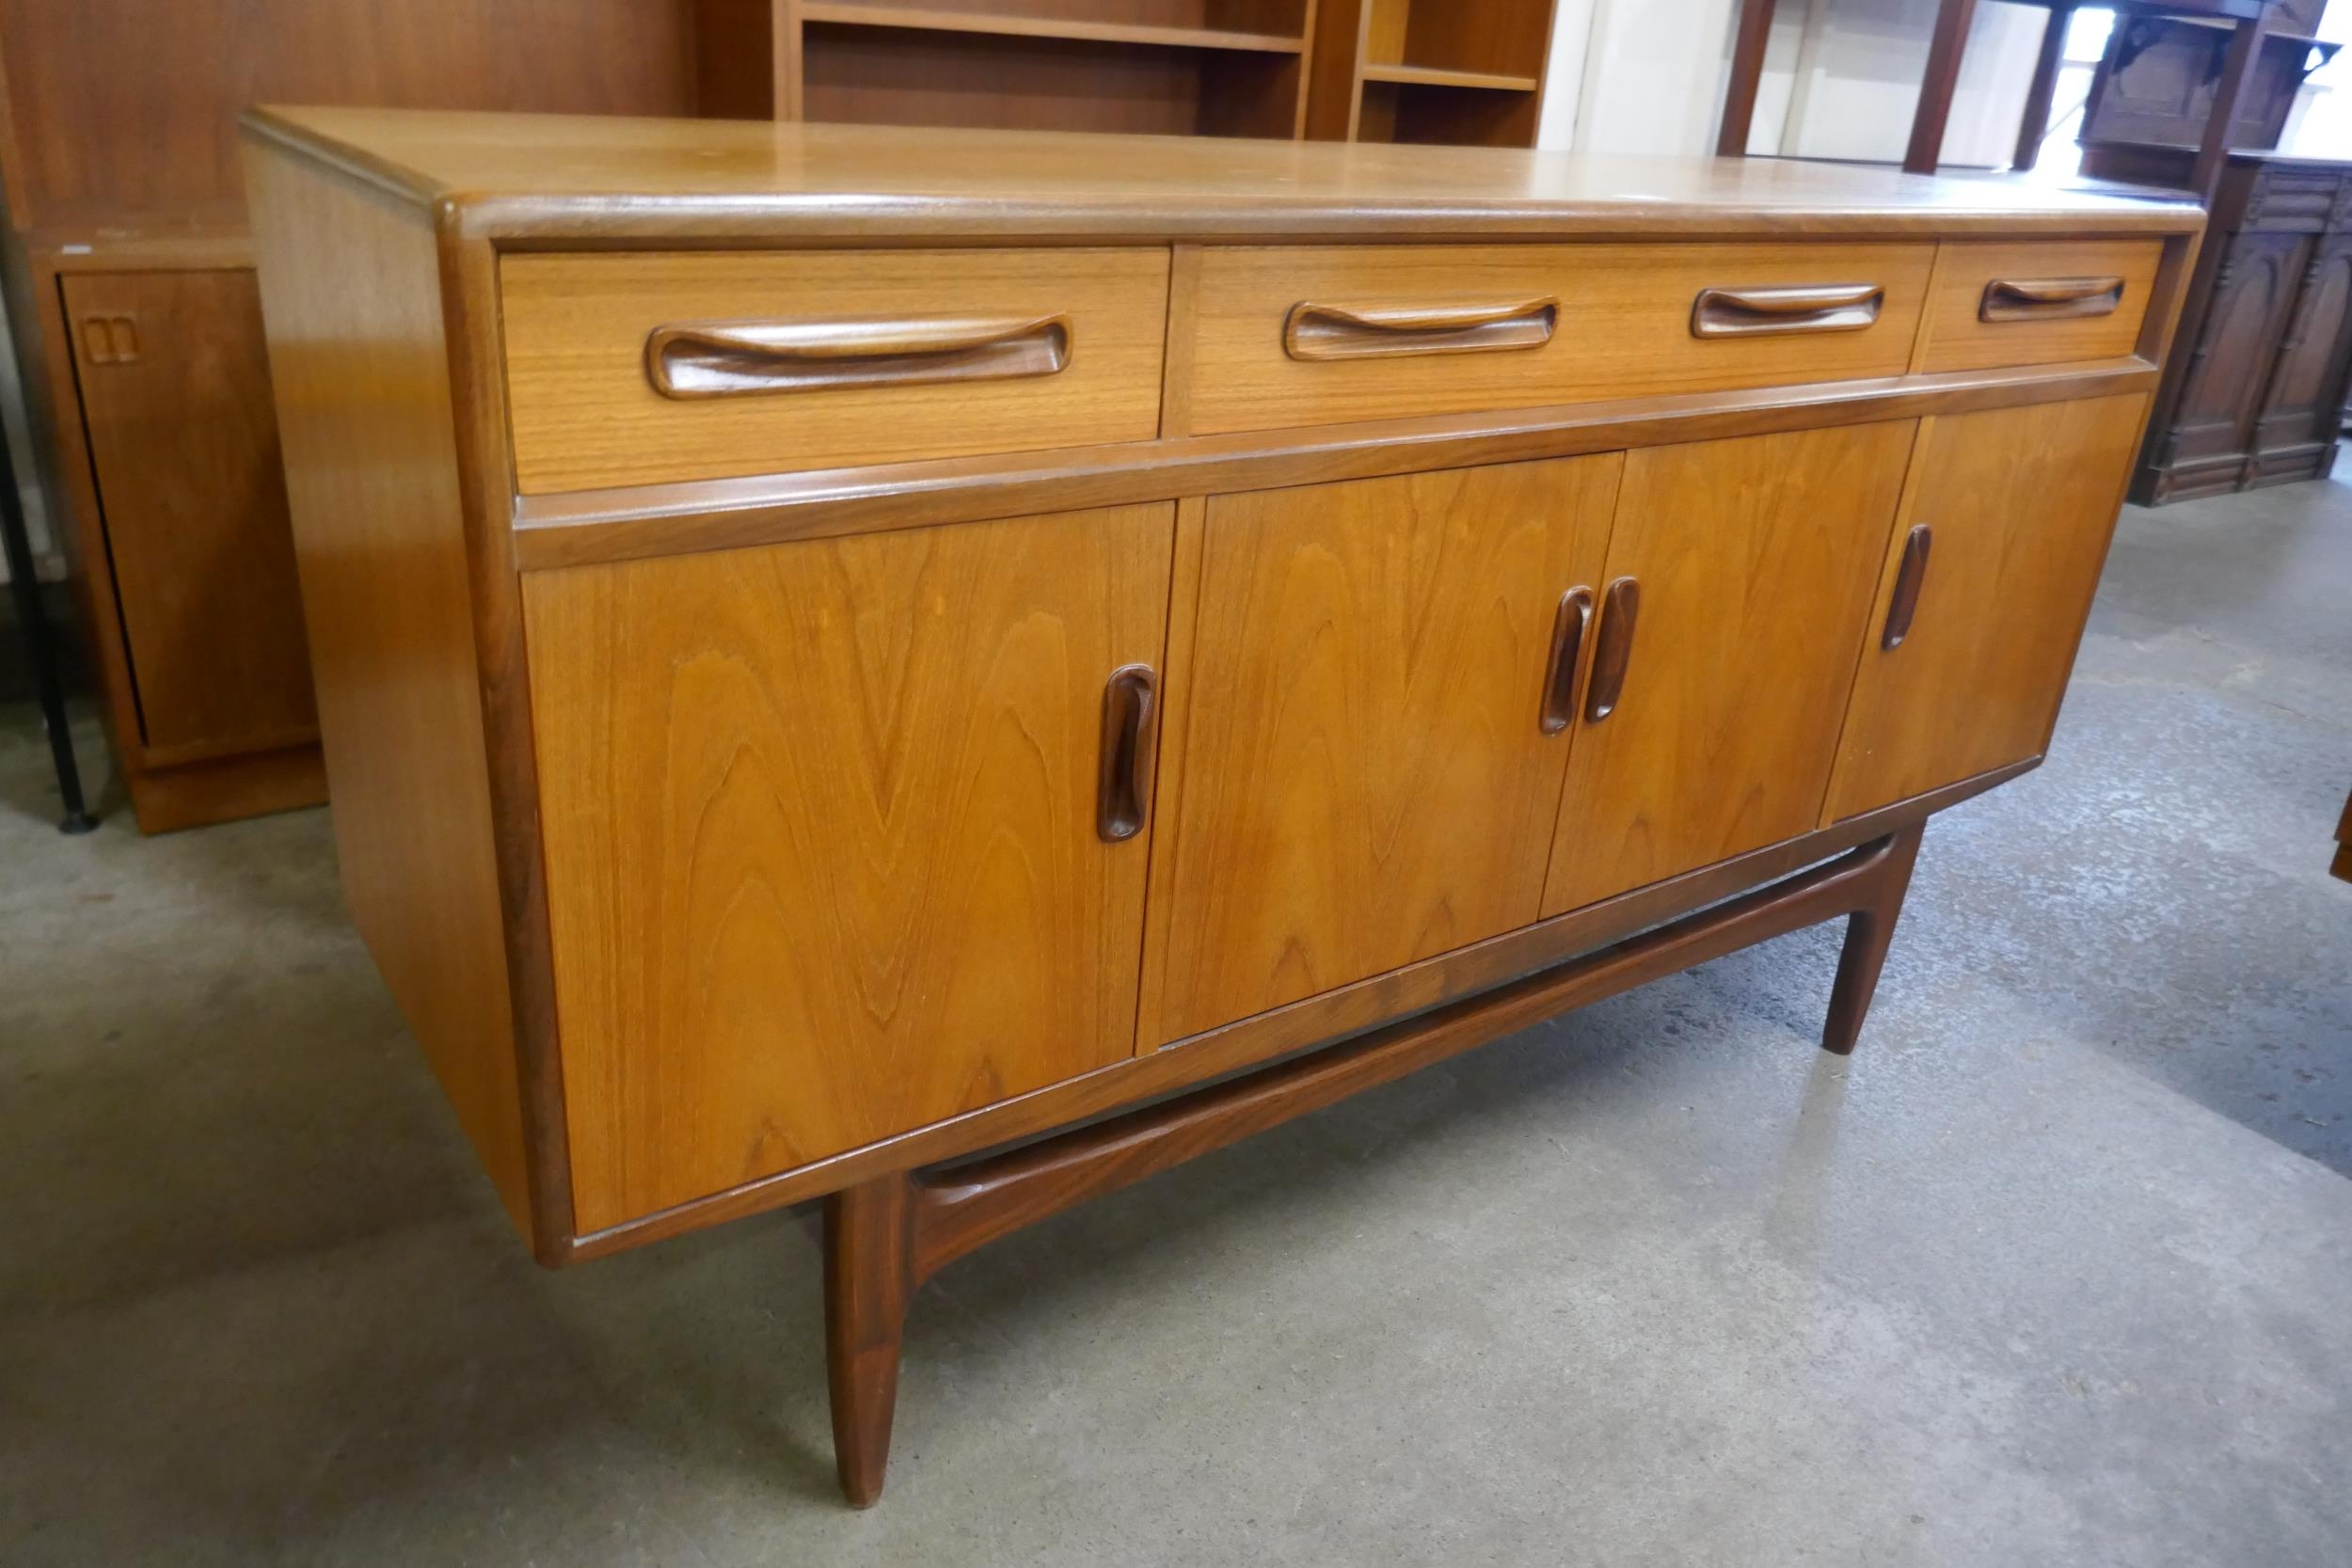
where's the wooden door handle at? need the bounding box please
[1283,297,1558,361]
[1583,577,1641,723]
[78,314,140,365]
[1540,586,1595,735]
[1690,283,1883,338]
[1881,524,1932,650]
[645,314,1071,399]
[1097,663,1158,843]
[1979,276,2124,322]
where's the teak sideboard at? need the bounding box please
[240,108,2201,1507]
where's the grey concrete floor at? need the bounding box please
[2,469,2348,1568]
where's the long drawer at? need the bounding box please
[1178,241,1936,436]
[501,247,1171,493]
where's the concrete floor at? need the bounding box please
[2,470,2348,1568]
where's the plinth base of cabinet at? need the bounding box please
[2245,440,2340,489]
[2130,452,2244,506]
[2137,438,2344,505]
[818,820,1926,1507]
[124,743,326,833]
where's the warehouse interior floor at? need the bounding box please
[3,468,2349,1567]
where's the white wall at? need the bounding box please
[1537,0,2050,167]
[1549,0,1742,157]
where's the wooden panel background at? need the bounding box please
[242,146,532,1237]
[526,504,1175,1231]
[1137,456,1620,1047]
[0,0,709,227]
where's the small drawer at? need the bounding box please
[1915,239,2162,373]
[1179,241,1935,436]
[501,248,1170,493]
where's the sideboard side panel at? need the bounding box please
[245,147,530,1239]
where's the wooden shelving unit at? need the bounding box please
[1304,0,1558,147]
[2076,2,2342,193]
[781,0,1314,139]
[794,3,1306,52]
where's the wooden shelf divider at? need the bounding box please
[796,3,1309,55]
[1305,0,1559,146]
[1358,62,1538,91]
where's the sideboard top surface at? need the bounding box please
[243,105,2205,244]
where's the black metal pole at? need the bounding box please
[0,425,95,833]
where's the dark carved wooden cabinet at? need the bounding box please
[2136,155,2352,502]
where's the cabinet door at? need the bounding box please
[2252,232,2352,475]
[525,505,1174,1230]
[1137,457,1622,1047]
[2159,230,2308,489]
[64,269,316,760]
[1541,422,1914,917]
[1823,396,2146,823]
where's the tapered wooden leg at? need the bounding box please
[1821,821,1926,1055]
[824,1173,919,1508]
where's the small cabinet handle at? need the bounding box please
[1097,663,1158,844]
[1979,276,2124,323]
[1881,524,1932,651]
[1284,297,1558,361]
[1583,577,1641,723]
[79,314,140,365]
[645,314,1072,399]
[1691,283,1883,338]
[1540,586,1595,735]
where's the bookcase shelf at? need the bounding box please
[1304,0,1557,146]
[784,0,1313,137]
[796,3,1308,55]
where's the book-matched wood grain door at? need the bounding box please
[1823,395,2148,822]
[64,268,317,763]
[1137,456,1623,1049]
[525,504,1175,1231]
[1540,422,1915,917]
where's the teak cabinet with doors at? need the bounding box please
[57,269,318,767]
[243,108,2200,1507]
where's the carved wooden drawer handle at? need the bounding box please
[645,314,1072,399]
[1882,524,1932,650]
[1583,577,1641,723]
[1979,276,2125,323]
[1283,298,1559,361]
[1690,283,1883,338]
[1097,663,1158,844]
[1540,585,1595,735]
